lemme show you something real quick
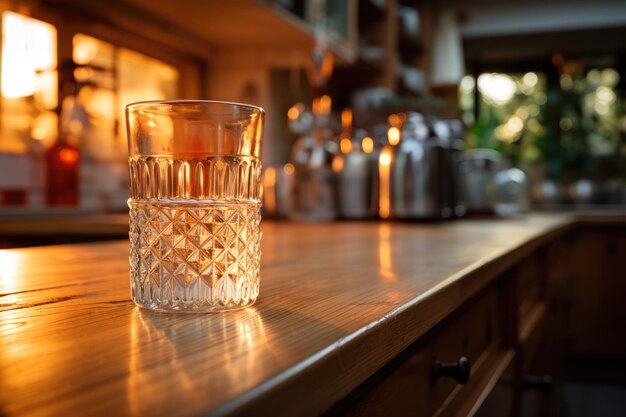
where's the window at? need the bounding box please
[459,72,547,166]
[0,9,188,210]
[1,11,57,153]
[69,33,180,161]
[460,67,625,183]
[67,33,180,209]
[0,12,181,159]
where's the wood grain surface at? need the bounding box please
[0,214,615,417]
[0,214,128,236]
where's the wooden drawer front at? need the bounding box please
[473,353,516,417]
[515,255,543,318]
[519,305,553,417]
[343,288,502,417]
[519,303,547,373]
[546,239,569,287]
[561,228,626,355]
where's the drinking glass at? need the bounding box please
[126,100,264,312]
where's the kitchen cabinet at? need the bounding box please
[0,213,624,416]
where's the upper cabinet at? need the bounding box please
[264,0,359,63]
[269,0,434,94]
[355,0,433,93]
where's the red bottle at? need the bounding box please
[45,136,80,206]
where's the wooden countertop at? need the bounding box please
[0,213,129,236]
[0,213,623,417]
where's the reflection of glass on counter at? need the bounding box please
[129,307,270,415]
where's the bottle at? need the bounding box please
[45,134,80,206]
[289,96,338,222]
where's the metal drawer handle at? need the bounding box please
[431,356,471,385]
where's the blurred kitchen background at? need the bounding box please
[1,0,625,221]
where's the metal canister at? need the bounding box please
[336,130,379,219]
[262,164,295,219]
[439,120,466,217]
[289,136,338,222]
[458,149,501,213]
[390,114,455,219]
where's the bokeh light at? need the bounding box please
[477,73,516,104]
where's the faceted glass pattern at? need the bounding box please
[129,201,261,312]
[126,100,264,312]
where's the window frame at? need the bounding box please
[2,3,204,109]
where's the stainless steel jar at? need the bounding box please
[289,136,338,222]
[336,130,379,219]
[390,114,456,219]
[458,149,501,213]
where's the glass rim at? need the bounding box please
[125,99,264,116]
